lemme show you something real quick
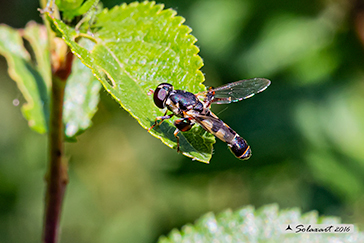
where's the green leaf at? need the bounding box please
[0,22,101,138]
[63,38,101,139]
[22,21,52,87]
[0,22,50,133]
[56,0,84,11]
[159,204,364,243]
[45,1,215,162]
[56,0,100,22]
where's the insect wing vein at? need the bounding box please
[198,78,270,105]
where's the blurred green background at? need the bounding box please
[1,0,364,242]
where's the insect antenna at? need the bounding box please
[147,89,154,96]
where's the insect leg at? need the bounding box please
[173,128,180,152]
[174,118,194,132]
[148,111,174,131]
[173,118,195,153]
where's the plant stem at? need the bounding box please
[43,75,68,243]
[40,1,74,242]
[43,41,74,242]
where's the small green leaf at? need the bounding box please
[159,204,364,243]
[63,38,101,139]
[56,0,100,22]
[0,23,49,133]
[22,21,52,87]
[46,1,215,162]
[0,22,101,138]
[56,0,84,11]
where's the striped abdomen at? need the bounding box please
[190,110,251,160]
[227,136,251,160]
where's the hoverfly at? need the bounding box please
[148,78,271,160]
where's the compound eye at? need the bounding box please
[153,83,173,109]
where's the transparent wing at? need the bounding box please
[198,78,271,104]
[184,111,223,133]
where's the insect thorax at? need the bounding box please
[166,90,201,116]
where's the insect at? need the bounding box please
[148,78,271,160]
